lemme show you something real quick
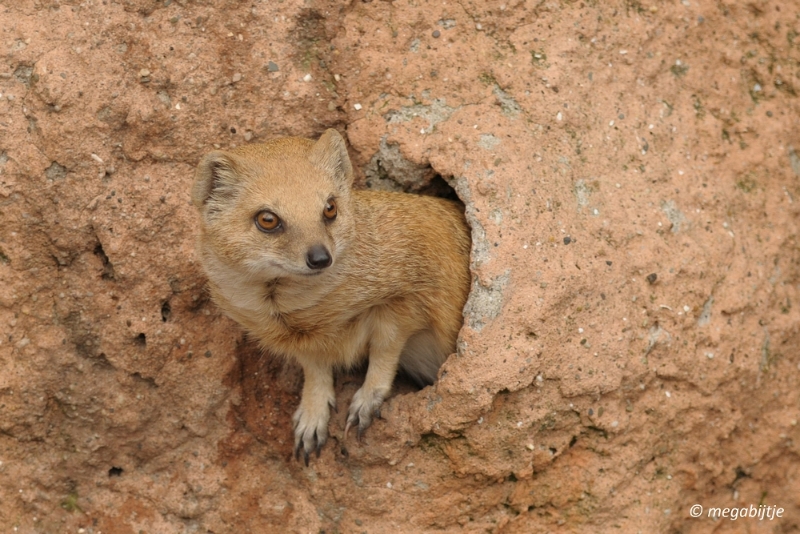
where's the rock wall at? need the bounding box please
[1,0,798,532]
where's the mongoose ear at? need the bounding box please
[192,151,241,212]
[308,129,354,187]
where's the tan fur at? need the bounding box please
[191,129,471,463]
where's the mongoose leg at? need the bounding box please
[345,326,405,440]
[293,358,335,465]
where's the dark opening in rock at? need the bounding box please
[161,301,171,322]
[93,242,116,280]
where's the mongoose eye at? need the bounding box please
[323,199,337,221]
[254,210,281,232]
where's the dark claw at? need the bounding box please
[303,449,309,467]
[356,425,363,442]
[329,401,338,414]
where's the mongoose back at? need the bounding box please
[191,129,471,464]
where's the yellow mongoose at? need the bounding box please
[191,129,471,463]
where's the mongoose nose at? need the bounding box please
[306,244,332,270]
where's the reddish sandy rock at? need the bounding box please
[0,1,798,532]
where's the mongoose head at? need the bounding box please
[192,129,356,281]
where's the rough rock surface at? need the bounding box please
[1,0,799,532]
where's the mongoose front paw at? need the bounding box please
[344,387,386,441]
[292,401,334,466]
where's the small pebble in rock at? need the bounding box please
[267,61,279,72]
[353,103,362,111]
[232,73,242,83]
[244,131,253,141]
[139,69,150,77]
[606,261,612,266]
[563,236,572,245]
[432,30,441,38]
[303,73,312,82]
[646,273,658,284]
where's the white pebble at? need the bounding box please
[303,73,312,82]
[353,103,362,111]
[556,112,563,121]
[91,153,104,164]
